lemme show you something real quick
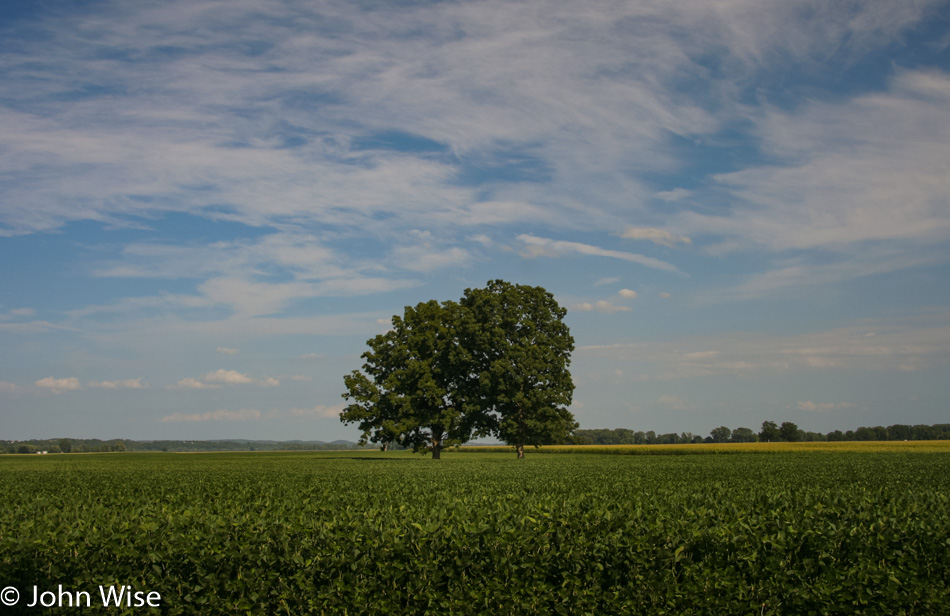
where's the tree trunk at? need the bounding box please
[516,401,525,459]
[431,430,443,460]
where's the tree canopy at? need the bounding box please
[460,280,576,458]
[341,280,576,458]
[340,299,483,459]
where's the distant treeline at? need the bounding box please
[0,438,364,454]
[567,422,950,446]
[6,423,949,454]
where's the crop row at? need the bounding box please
[1,452,948,615]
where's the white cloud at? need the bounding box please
[434,201,549,227]
[169,369,279,389]
[203,369,255,385]
[0,381,18,393]
[0,320,76,334]
[311,277,420,297]
[654,188,692,202]
[95,233,347,282]
[89,378,146,389]
[595,300,631,314]
[618,289,638,299]
[35,377,82,393]
[199,277,318,318]
[594,277,620,286]
[169,377,221,390]
[392,244,472,272]
[1,0,943,250]
[573,300,632,314]
[658,395,690,411]
[216,347,240,356]
[796,401,856,413]
[700,249,945,303]
[678,68,950,295]
[290,404,344,419]
[161,408,262,422]
[517,235,679,272]
[620,227,692,248]
[658,292,672,299]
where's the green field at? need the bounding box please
[2,450,948,615]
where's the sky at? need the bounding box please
[1,0,949,442]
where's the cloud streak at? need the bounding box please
[796,401,856,413]
[35,377,82,393]
[517,235,679,272]
[89,379,146,390]
[161,409,263,422]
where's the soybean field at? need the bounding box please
[1,449,948,615]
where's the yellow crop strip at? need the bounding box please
[459,440,950,454]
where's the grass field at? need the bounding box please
[2,448,948,614]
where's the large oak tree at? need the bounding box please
[341,299,485,459]
[341,281,576,458]
[461,280,576,458]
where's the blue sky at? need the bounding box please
[2,0,949,441]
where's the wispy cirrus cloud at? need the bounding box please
[680,69,950,297]
[620,227,691,248]
[1,0,944,296]
[517,235,680,272]
[2,0,934,238]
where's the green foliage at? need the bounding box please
[780,421,803,442]
[342,299,484,458]
[460,280,576,457]
[731,427,758,442]
[1,451,947,615]
[760,420,782,442]
[342,280,576,458]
